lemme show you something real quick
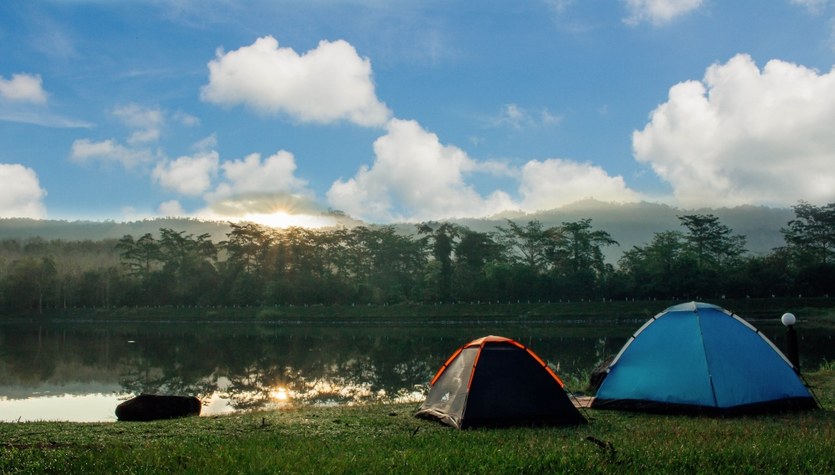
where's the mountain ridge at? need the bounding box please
[0,200,794,262]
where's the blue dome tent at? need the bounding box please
[592,302,818,415]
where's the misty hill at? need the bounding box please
[0,218,235,243]
[0,200,795,263]
[450,199,794,262]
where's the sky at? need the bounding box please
[2,0,835,227]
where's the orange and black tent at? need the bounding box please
[415,335,586,429]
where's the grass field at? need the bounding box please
[2,367,832,474]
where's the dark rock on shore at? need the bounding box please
[116,394,201,422]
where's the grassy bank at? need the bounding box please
[2,368,833,474]
[6,296,835,323]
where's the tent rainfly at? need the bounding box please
[592,301,819,415]
[415,335,586,429]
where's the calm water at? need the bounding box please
[1,316,832,422]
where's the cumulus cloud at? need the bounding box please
[623,0,704,26]
[0,163,47,219]
[0,73,48,104]
[189,149,325,225]
[158,199,185,216]
[207,150,310,201]
[633,53,835,207]
[326,118,644,222]
[519,158,641,211]
[70,138,155,169]
[152,151,219,196]
[201,36,391,127]
[327,119,515,222]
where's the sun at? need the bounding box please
[239,210,336,229]
[269,387,290,401]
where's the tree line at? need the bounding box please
[1,202,833,313]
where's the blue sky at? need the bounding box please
[2,0,835,227]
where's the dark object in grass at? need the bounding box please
[588,355,615,393]
[116,394,201,422]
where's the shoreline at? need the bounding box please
[2,367,832,474]
[3,297,835,324]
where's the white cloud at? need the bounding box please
[327,118,644,222]
[113,104,164,144]
[157,199,185,216]
[0,163,47,219]
[194,150,322,224]
[152,151,219,196]
[633,53,835,207]
[0,73,48,104]
[207,150,309,202]
[0,108,92,128]
[192,134,218,152]
[69,139,155,169]
[327,119,514,222]
[112,104,198,145]
[790,0,832,14]
[623,0,704,26]
[488,103,562,129]
[545,0,576,14]
[173,110,199,127]
[201,36,391,127]
[0,73,88,128]
[519,158,641,211]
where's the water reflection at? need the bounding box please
[1,318,831,422]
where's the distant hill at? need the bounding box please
[0,200,795,263]
[450,199,794,262]
[0,218,235,242]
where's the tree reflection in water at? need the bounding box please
[101,323,633,411]
[5,319,827,418]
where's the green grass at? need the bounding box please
[2,369,833,474]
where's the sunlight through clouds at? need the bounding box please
[210,151,308,200]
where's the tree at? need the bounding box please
[549,219,618,298]
[552,219,618,275]
[782,201,835,266]
[157,229,218,305]
[452,229,502,301]
[678,214,746,269]
[3,256,57,313]
[116,233,160,280]
[494,220,555,273]
[677,214,747,298]
[617,231,690,299]
[221,223,272,274]
[417,222,461,302]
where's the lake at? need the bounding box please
[1,316,832,422]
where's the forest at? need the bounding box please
[0,201,833,314]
